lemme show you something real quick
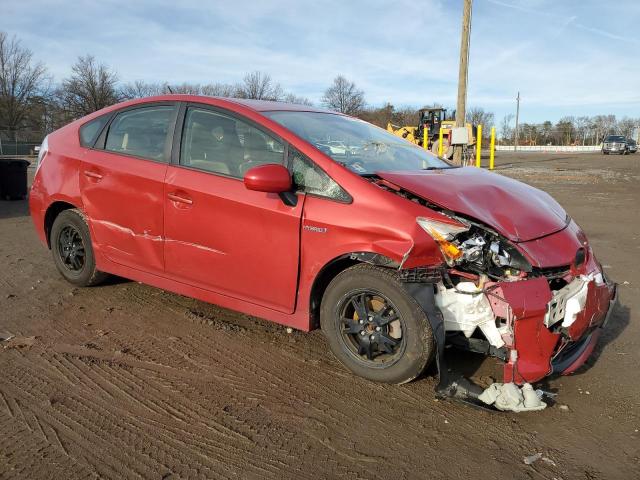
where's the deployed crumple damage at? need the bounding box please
[436,282,505,348]
[377,168,568,242]
[380,168,617,410]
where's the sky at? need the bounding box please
[3,0,640,124]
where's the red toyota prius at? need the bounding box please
[30,95,616,401]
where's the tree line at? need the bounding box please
[1,30,637,146]
[499,114,638,146]
[0,31,367,142]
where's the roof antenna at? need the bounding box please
[167,85,174,94]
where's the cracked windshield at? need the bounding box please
[264,111,452,174]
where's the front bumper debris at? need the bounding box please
[405,255,617,412]
[551,283,618,376]
[478,382,547,412]
[491,270,617,384]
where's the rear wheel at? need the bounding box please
[50,209,108,286]
[320,264,435,384]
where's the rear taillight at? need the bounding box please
[35,135,48,173]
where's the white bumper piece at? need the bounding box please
[435,282,505,348]
[478,382,547,412]
[544,276,591,329]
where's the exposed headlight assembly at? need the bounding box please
[418,216,532,275]
[417,217,470,264]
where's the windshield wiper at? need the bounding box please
[422,165,457,170]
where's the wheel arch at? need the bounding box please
[44,201,79,248]
[308,252,400,329]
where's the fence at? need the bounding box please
[0,130,45,157]
[495,145,601,152]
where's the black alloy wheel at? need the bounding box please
[320,264,435,384]
[337,290,405,367]
[57,225,86,272]
[50,209,108,286]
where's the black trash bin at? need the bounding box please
[0,159,30,200]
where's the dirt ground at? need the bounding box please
[1,152,638,479]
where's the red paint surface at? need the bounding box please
[560,330,601,376]
[377,168,568,242]
[30,95,615,383]
[243,164,292,193]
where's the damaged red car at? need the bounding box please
[30,96,617,403]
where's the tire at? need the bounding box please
[320,264,435,384]
[430,139,453,159]
[50,209,108,287]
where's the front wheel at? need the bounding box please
[320,264,435,384]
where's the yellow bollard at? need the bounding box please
[438,127,444,157]
[423,128,428,151]
[489,126,496,170]
[475,124,482,167]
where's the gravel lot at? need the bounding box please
[1,151,638,479]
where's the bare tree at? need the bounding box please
[120,80,166,99]
[236,71,283,101]
[58,55,120,118]
[467,107,495,129]
[617,117,636,139]
[0,31,49,131]
[166,82,203,95]
[282,92,313,106]
[500,114,514,143]
[321,75,365,115]
[201,82,236,98]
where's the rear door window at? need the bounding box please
[105,105,176,162]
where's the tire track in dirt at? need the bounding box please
[3,159,640,479]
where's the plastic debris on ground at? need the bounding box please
[478,382,547,412]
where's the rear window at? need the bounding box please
[79,115,110,147]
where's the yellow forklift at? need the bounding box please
[387,107,476,159]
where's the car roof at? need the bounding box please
[73,94,342,132]
[222,97,333,113]
[118,94,334,114]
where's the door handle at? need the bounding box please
[167,192,193,205]
[84,171,103,180]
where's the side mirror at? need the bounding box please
[243,164,292,193]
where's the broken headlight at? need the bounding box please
[458,230,532,278]
[418,217,531,278]
[417,217,470,264]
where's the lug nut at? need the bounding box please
[369,335,375,340]
[360,331,366,336]
[376,326,381,331]
[359,319,364,324]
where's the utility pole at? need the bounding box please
[514,91,520,151]
[453,0,473,165]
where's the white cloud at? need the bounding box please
[2,0,639,122]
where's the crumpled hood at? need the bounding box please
[378,167,568,242]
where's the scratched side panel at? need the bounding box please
[80,150,168,274]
